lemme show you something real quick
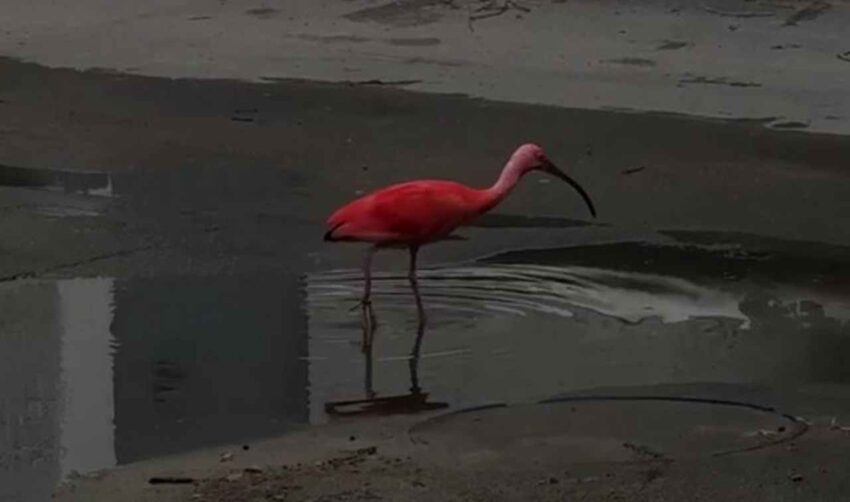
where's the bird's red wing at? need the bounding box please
[327,181,478,244]
[372,185,453,240]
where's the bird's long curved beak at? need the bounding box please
[541,161,597,218]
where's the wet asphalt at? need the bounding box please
[1,56,850,501]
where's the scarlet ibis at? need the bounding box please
[324,143,596,342]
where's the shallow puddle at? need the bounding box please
[307,259,850,421]
[1,242,849,500]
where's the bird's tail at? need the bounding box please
[324,222,345,242]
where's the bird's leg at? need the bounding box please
[364,330,376,400]
[408,306,426,395]
[361,303,377,354]
[408,245,427,330]
[407,245,427,394]
[362,245,377,304]
[360,246,378,352]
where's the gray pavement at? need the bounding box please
[1,1,849,501]
[0,0,849,133]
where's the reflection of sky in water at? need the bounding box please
[56,279,117,477]
[0,279,115,502]
[1,275,308,502]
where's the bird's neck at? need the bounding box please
[477,161,523,214]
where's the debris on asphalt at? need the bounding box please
[622,166,646,175]
[783,1,831,26]
[148,476,195,485]
[829,417,850,432]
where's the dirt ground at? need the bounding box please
[57,407,850,502]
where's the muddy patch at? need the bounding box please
[403,56,465,68]
[245,7,279,19]
[656,40,691,51]
[343,79,423,87]
[771,43,803,50]
[770,120,809,129]
[386,37,441,47]
[783,1,831,26]
[0,163,112,196]
[699,0,780,18]
[298,34,371,44]
[601,57,657,67]
[345,0,446,27]
[678,75,762,88]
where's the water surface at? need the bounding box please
[2,241,848,501]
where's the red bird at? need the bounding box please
[325,143,596,336]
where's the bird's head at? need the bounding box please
[510,143,549,173]
[510,143,597,218]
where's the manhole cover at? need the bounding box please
[410,397,805,464]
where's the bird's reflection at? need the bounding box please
[324,302,448,417]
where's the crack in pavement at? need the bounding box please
[0,242,162,283]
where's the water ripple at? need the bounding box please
[308,264,749,326]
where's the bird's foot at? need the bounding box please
[349,298,372,312]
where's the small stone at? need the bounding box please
[244,465,264,474]
[220,451,234,462]
[790,473,804,483]
[242,444,250,451]
[226,472,243,482]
